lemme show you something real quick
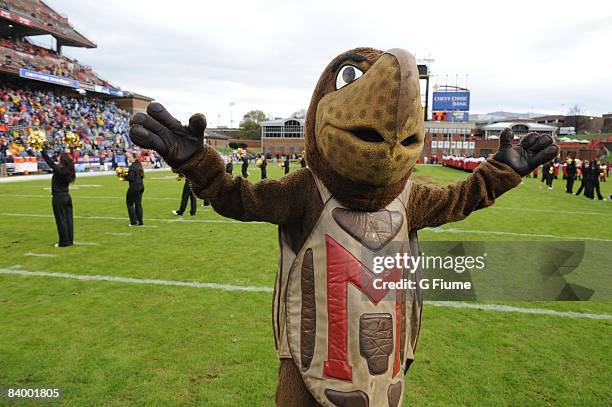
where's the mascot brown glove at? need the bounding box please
[129,102,207,168]
[493,128,559,176]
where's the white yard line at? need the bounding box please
[0,268,273,293]
[0,212,259,224]
[1,211,607,236]
[427,301,612,320]
[43,185,103,190]
[74,241,98,246]
[491,206,611,217]
[24,252,57,257]
[5,193,608,216]
[428,227,612,242]
[0,168,169,183]
[0,193,193,202]
[1,267,610,320]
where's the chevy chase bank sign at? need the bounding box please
[432,91,470,111]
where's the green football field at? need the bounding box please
[0,164,610,406]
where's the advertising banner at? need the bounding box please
[94,85,124,97]
[448,111,469,122]
[19,68,78,88]
[432,91,470,111]
[0,10,32,26]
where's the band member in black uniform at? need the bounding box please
[540,162,547,183]
[300,153,306,168]
[541,161,553,189]
[41,148,76,247]
[241,154,249,178]
[172,179,197,216]
[592,160,604,200]
[259,154,268,179]
[225,156,233,175]
[283,155,290,175]
[125,154,145,226]
[565,157,577,193]
[575,160,593,198]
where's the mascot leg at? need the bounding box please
[275,359,320,406]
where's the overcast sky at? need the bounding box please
[42,0,612,126]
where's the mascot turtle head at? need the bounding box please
[305,47,424,211]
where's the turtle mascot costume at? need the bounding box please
[129,47,558,406]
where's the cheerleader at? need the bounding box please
[125,153,145,226]
[172,179,197,216]
[41,148,76,247]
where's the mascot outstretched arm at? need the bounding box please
[130,47,557,407]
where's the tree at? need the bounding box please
[565,105,589,135]
[242,110,268,123]
[239,110,268,140]
[290,109,306,119]
[239,120,262,140]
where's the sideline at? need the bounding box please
[1,212,608,236]
[0,168,169,184]
[1,267,610,320]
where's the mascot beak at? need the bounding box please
[384,48,420,142]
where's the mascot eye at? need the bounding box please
[335,65,363,89]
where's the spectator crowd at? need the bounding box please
[0,82,135,168]
[0,38,115,88]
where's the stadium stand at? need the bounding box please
[0,0,96,48]
[0,1,151,175]
[0,38,115,87]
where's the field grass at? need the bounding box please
[0,164,610,406]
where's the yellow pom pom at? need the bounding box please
[27,130,46,151]
[63,131,82,149]
[115,167,129,181]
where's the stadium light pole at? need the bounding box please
[229,101,236,128]
[418,64,430,122]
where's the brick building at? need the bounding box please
[260,118,305,155]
